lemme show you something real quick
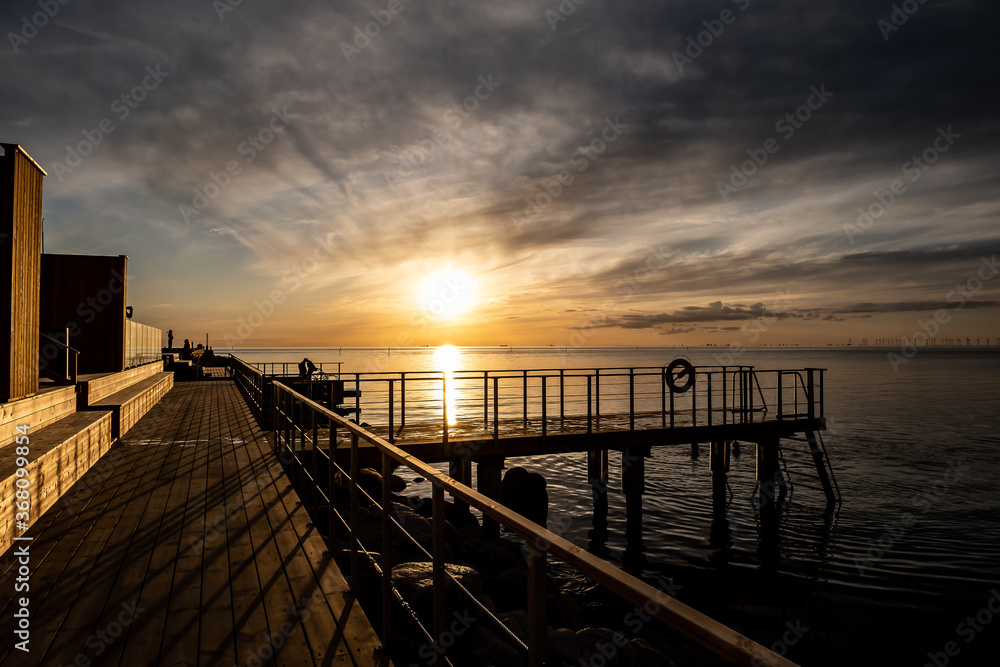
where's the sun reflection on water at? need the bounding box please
[434,345,461,425]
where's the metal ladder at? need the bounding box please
[778,429,841,504]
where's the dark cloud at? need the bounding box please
[2,0,998,341]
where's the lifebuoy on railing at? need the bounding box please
[664,358,695,394]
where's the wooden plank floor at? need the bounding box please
[0,381,389,667]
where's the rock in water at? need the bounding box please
[501,467,548,527]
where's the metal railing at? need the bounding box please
[265,365,823,444]
[251,360,342,378]
[38,332,79,384]
[125,320,163,368]
[269,380,799,667]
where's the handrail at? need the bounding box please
[270,380,799,667]
[243,360,824,446]
[39,332,80,383]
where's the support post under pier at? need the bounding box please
[477,457,504,538]
[622,447,646,569]
[587,449,608,547]
[756,437,782,513]
[711,440,730,509]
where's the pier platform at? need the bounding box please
[0,381,388,667]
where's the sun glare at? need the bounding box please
[434,344,462,425]
[416,267,478,320]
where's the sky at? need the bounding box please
[2,0,998,348]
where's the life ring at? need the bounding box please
[664,358,695,394]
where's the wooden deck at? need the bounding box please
[0,381,388,667]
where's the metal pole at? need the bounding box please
[559,369,565,420]
[442,373,449,445]
[432,485,446,663]
[350,433,360,593]
[493,377,500,442]
[388,380,394,444]
[381,451,393,644]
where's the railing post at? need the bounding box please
[807,369,815,420]
[442,373,449,445]
[527,541,547,667]
[432,485,446,663]
[541,377,547,439]
[355,372,361,420]
[388,380,395,444]
[595,369,601,420]
[329,423,337,543]
[629,369,635,433]
[400,373,406,430]
[661,367,666,428]
[559,369,565,420]
[707,373,713,427]
[523,370,528,423]
[493,376,499,443]
[722,367,727,425]
[350,433,360,593]
[381,452,393,645]
[311,405,319,510]
[587,375,592,435]
[777,373,784,420]
[484,371,489,425]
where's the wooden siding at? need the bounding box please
[0,143,45,402]
[40,253,128,374]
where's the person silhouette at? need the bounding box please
[182,339,191,360]
[167,329,174,350]
[298,357,317,379]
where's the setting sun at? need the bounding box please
[416,267,478,320]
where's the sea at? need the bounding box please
[229,346,1000,666]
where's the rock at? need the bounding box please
[389,474,407,492]
[547,627,584,664]
[499,609,529,645]
[459,537,526,574]
[574,627,631,667]
[628,638,675,667]
[501,467,548,527]
[466,626,525,667]
[390,561,484,608]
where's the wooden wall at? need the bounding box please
[0,144,45,402]
[40,254,128,374]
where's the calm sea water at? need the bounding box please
[232,346,1000,666]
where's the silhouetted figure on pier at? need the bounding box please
[182,339,191,360]
[298,357,317,380]
[167,329,174,350]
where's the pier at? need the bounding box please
[0,380,386,666]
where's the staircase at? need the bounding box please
[777,429,841,504]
